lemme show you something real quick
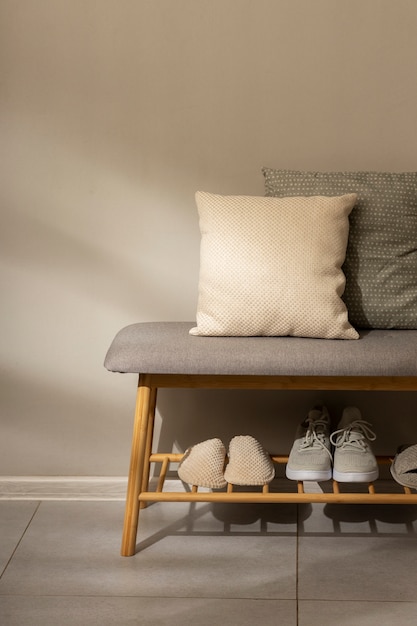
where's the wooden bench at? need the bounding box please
[104,322,417,556]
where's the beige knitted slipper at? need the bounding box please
[178,438,227,489]
[224,435,275,486]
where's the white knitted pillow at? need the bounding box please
[190,191,358,340]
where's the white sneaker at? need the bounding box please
[286,406,332,481]
[330,407,378,483]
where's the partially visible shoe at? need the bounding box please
[286,406,332,481]
[330,407,378,483]
[390,444,417,489]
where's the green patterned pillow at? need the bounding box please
[262,168,417,329]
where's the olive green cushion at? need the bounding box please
[262,168,417,329]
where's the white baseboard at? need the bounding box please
[0,476,128,501]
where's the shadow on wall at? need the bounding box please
[155,388,417,460]
[0,366,135,476]
[1,205,183,321]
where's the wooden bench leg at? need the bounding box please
[121,374,156,556]
[140,387,157,508]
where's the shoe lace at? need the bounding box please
[300,416,332,460]
[330,420,376,451]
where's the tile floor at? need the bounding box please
[1,484,417,625]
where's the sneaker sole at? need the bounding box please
[333,468,379,483]
[286,467,332,482]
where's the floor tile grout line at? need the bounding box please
[0,501,41,581]
[296,503,299,626]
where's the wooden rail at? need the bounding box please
[139,453,417,505]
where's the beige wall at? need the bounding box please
[1,0,417,476]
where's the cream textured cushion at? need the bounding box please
[190,191,358,339]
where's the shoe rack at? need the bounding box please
[120,373,417,556]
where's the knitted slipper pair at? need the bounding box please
[390,444,417,489]
[178,435,275,489]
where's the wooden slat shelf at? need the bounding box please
[139,453,417,506]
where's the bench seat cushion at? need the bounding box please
[104,322,417,377]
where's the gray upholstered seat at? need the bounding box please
[104,322,417,377]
